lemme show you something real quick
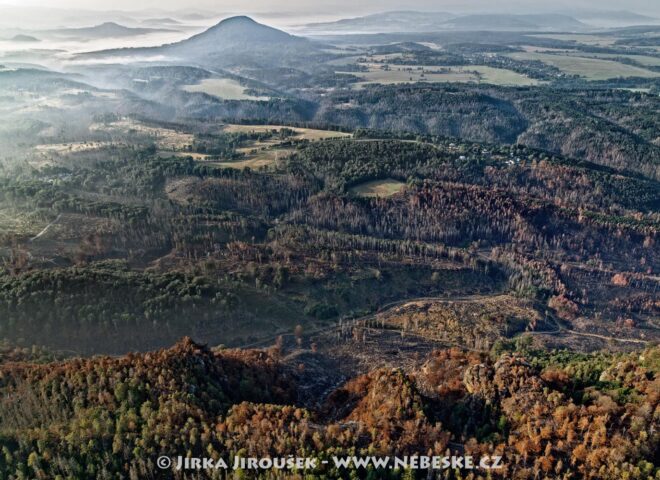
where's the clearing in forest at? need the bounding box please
[350,179,406,197]
[214,148,295,169]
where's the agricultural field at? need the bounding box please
[518,48,660,67]
[507,51,660,80]
[350,179,406,197]
[182,78,270,101]
[222,124,352,140]
[562,52,660,67]
[341,63,541,87]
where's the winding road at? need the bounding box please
[236,292,650,351]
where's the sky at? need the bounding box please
[1,0,659,17]
[0,0,657,32]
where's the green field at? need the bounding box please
[563,52,660,67]
[471,65,542,85]
[182,78,270,101]
[341,63,541,87]
[522,46,660,67]
[507,51,660,80]
[350,179,406,197]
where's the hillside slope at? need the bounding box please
[0,339,656,479]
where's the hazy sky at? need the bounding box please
[1,0,659,16]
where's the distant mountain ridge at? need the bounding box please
[44,22,175,38]
[442,14,587,31]
[303,11,590,33]
[83,16,325,69]
[570,10,660,26]
[10,34,40,42]
[303,11,456,33]
[141,17,183,26]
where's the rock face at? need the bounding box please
[463,362,496,401]
[492,355,540,395]
[463,355,540,403]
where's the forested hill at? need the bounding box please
[151,82,660,181]
[0,338,657,479]
[315,84,660,181]
[1,132,658,354]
